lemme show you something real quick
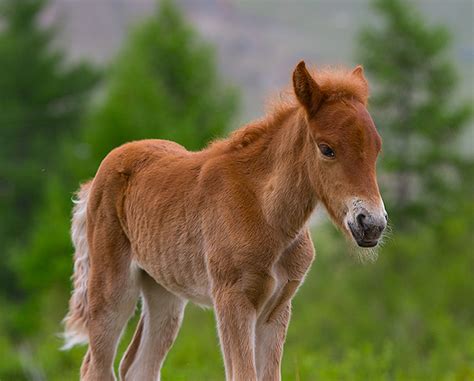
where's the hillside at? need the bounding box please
[46,0,473,130]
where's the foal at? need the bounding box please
[63,61,387,381]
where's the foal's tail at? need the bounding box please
[62,180,92,350]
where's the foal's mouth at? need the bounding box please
[355,238,379,248]
[347,222,380,248]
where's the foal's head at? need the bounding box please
[293,61,387,248]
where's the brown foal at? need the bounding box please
[63,61,387,381]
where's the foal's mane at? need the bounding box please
[209,67,369,153]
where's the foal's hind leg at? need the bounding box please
[119,271,186,381]
[81,227,140,380]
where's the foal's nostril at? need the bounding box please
[384,212,388,222]
[356,213,367,229]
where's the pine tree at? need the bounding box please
[358,0,472,228]
[81,0,237,168]
[0,0,99,296]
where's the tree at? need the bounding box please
[81,0,237,167]
[358,0,472,228]
[352,5,474,377]
[0,0,99,296]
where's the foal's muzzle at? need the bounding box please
[348,208,387,248]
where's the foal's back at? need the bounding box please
[90,139,212,305]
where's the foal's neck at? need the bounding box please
[243,107,317,240]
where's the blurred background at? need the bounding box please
[0,0,472,380]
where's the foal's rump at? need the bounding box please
[64,140,210,349]
[120,143,212,305]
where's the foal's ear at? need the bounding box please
[293,61,323,117]
[352,65,368,88]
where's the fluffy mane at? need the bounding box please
[311,67,369,105]
[267,66,369,114]
[210,66,369,152]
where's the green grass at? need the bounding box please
[2,221,473,381]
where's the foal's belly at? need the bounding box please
[125,159,213,306]
[133,240,213,307]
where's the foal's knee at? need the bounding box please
[265,279,299,323]
[213,271,276,314]
[243,272,276,312]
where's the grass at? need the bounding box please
[3,222,473,381]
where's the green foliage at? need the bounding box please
[0,0,99,296]
[358,0,473,228]
[81,0,237,168]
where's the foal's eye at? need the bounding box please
[318,143,335,159]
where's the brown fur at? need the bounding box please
[63,62,385,381]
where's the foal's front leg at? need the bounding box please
[256,231,315,380]
[212,271,276,381]
[255,280,300,381]
[214,288,257,381]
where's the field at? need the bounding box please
[1,1,472,380]
[21,222,472,381]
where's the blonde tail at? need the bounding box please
[62,181,92,350]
